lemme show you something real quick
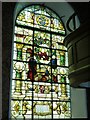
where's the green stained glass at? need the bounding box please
[17,49,22,60]
[60,75,66,83]
[60,52,65,66]
[16,71,22,79]
[10,4,71,120]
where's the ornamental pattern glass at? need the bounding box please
[16,5,65,35]
[10,5,71,119]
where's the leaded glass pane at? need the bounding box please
[53,102,71,118]
[16,5,65,35]
[33,82,51,100]
[34,14,50,30]
[10,4,71,120]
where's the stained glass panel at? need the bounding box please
[33,83,51,100]
[16,5,65,35]
[34,31,50,48]
[10,4,71,120]
[53,102,71,118]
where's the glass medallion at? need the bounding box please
[33,82,51,100]
[34,14,50,30]
[36,15,46,26]
[34,31,50,47]
[34,47,51,64]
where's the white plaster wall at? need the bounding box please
[71,87,87,118]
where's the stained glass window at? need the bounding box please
[10,5,71,119]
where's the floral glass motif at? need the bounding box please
[10,5,71,119]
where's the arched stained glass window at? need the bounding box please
[10,5,71,119]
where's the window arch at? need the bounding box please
[10,4,71,119]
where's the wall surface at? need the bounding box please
[2,2,15,119]
[71,88,87,118]
[2,2,88,119]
